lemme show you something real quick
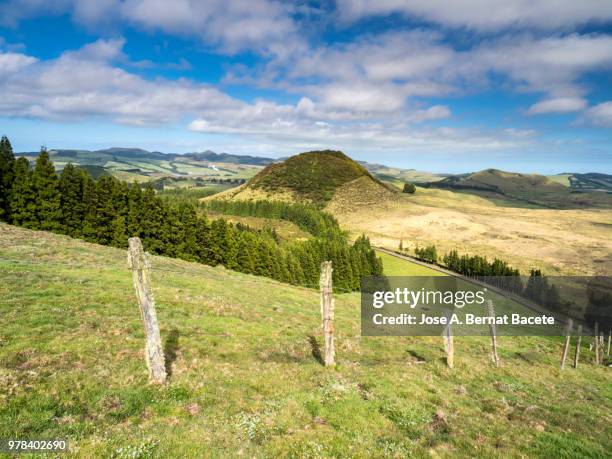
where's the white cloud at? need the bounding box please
[584,101,612,127]
[0,52,37,75]
[0,40,238,124]
[407,105,451,122]
[470,34,612,97]
[503,128,537,138]
[0,0,300,55]
[527,97,588,115]
[336,0,612,30]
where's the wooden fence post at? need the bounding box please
[443,312,454,369]
[320,261,335,367]
[127,237,167,384]
[573,325,582,369]
[607,329,611,357]
[560,318,573,370]
[594,322,600,365]
[486,300,500,367]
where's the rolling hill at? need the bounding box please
[15,148,272,183]
[419,169,612,208]
[212,150,398,208]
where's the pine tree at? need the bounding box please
[126,185,143,238]
[0,135,16,221]
[140,186,165,253]
[59,164,88,237]
[32,148,61,231]
[236,232,256,274]
[176,202,199,261]
[9,157,36,227]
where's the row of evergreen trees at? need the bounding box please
[0,137,383,291]
[414,245,438,264]
[442,249,521,277]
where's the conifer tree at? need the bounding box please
[176,202,199,261]
[59,164,88,237]
[9,157,36,227]
[236,231,257,274]
[0,135,15,220]
[32,148,61,231]
[126,185,143,238]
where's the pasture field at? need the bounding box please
[0,224,610,458]
[375,251,443,277]
[330,186,612,276]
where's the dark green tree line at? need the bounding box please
[0,141,382,292]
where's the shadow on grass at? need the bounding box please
[164,329,180,377]
[406,349,427,362]
[308,335,324,365]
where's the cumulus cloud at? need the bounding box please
[0,40,238,124]
[584,102,612,127]
[0,0,299,55]
[407,105,451,122]
[527,97,588,115]
[0,52,37,75]
[470,34,612,97]
[336,0,612,30]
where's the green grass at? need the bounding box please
[376,251,444,276]
[0,224,610,458]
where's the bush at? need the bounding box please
[402,183,416,194]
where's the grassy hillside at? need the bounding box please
[245,151,396,206]
[1,224,610,457]
[421,169,612,209]
[375,251,443,276]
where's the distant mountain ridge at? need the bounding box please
[17,147,275,166]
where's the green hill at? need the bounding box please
[1,224,610,457]
[420,169,612,208]
[226,150,397,207]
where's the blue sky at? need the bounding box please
[1,1,611,173]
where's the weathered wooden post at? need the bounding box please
[446,325,454,368]
[573,325,582,369]
[320,261,335,367]
[607,329,611,357]
[486,300,500,367]
[560,318,573,370]
[594,322,600,365]
[127,237,167,384]
[443,311,454,369]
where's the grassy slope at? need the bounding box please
[0,224,610,458]
[375,251,443,277]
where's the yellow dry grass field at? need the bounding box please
[328,185,612,276]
